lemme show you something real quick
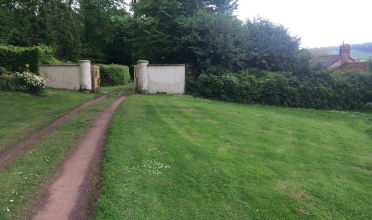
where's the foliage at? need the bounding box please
[0,45,42,74]
[0,45,62,74]
[0,0,80,61]
[351,42,372,53]
[10,72,47,94]
[243,17,301,72]
[131,1,303,78]
[0,74,12,90]
[0,67,10,75]
[49,0,81,62]
[103,7,133,65]
[307,47,335,56]
[0,67,11,89]
[189,68,372,110]
[130,0,243,65]
[78,0,130,64]
[1,0,308,75]
[182,11,250,75]
[130,0,193,64]
[366,58,372,72]
[99,64,130,86]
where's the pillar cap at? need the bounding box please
[137,60,149,63]
[78,60,91,63]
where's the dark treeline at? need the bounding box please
[0,0,131,65]
[330,42,372,53]
[0,0,308,75]
[351,42,372,53]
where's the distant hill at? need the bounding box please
[330,49,372,61]
[310,42,372,61]
[351,42,372,53]
[330,42,372,53]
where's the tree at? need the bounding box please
[49,0,81,61]
[202,0,238,14]
[78,0,127,62]
[351,42,372,53]
[182,11,250,75]
[307,47,335,57]
[104,6,133,65]
[367,58,372,72]
[243,17,301,72]
[130,0,239,64]
[0,4,18,45]
[34,1,54,46]
[130,0,187,63]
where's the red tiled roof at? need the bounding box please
[335,62,369,72]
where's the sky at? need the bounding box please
[234,0,372,48]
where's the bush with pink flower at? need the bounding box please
[1,64,47,94]
[11,71,47,94]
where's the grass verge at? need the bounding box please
[0,83,132,151]
[95,94,372,219]
[0,86,133,219]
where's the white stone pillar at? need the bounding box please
[79,60,91,91]
[137,60,149,94]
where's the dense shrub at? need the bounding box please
[367,58,372,72]
[1,70,47,94]
[99,64,130,86]
[190,69,372,111]
[0,67,11,89]
[0,74,12,90]
[11,72,47,93]
[0,45,58,75]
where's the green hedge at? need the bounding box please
[0,45,57,75]
[367,58,372,72]
[99,64,130,86]
[190,70,372,111]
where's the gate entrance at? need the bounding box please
[91,65,101,93]
[134,65,138,93]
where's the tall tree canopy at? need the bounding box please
[0,0,307,76]
[0,0,130,63]
[130,0,302,76]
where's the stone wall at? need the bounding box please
[136,60,185,95]
[147,64,185,94]
[39,60,92,91]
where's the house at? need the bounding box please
[311,42,356,69]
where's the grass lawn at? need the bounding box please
[95,94,372,219]
[0,85,133,219]
[0,84,132,151]
[350,50,372,61]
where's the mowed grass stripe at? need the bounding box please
[0,83,133,151]
[0,87,134,220]
[95,94,372,220]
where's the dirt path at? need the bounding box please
[32,90,134,220]
[0,85,133,171]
